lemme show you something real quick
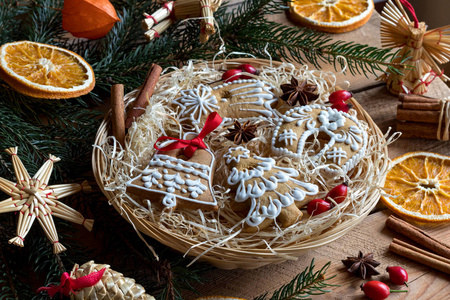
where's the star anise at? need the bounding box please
[224,120,257,145]
[280,76,319,106]
[342,251,380,279]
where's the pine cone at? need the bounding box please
[70,261,155,300]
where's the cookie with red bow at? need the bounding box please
[126,113,221,211]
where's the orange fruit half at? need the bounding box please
[289,0,374,33]
[382,152,450,223]
[0,41,95,99]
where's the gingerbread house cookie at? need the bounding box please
[224,146,318,231]
[172,79,278,129]
[271,104,368,175]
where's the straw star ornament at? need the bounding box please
[0,147,93,254]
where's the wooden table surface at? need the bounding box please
[182,6,450,300]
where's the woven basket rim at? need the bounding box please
[92,58,388,269]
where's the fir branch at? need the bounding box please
[254,259,338,300]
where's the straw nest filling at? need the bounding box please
[96,60,392,264]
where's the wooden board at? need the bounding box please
[182,210,450,299]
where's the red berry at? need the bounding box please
[361,281,390,300]
[325,182,348,205]
[307,199,331,216]
[329,90,352,103]
[222,69,242,83]
[331,101,353,113]
[361,280,408,300]
[387,266,408,286]
[238,64,258,79]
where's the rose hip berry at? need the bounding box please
[325,182,348,205]
[238,64,258,79]
[329,89,352,104]
[307,199,331,216]
[331,101,353,113]
[361,280,408,300]
[222,69,242,83]
[386,266,409,286]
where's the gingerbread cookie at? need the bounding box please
[271,104,368,175]
[172,79,278,129]
[126,148,218,211]
[224,146,318,231]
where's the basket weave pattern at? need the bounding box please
[92,59,389,269]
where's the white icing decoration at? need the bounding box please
[172,84,219,125]
[278,129,298,146]
[226,149,318,227]
[126,148,217,209]
[271,104,368,175]
[326,147,347,165]
[224,146,250,164]
[186,178,207,198]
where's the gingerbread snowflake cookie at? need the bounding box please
[172,79,278,129]
[126,148,218,211]
[271,104,368,175]
[224,146,318,231]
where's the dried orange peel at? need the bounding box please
[289,0,374,33]
[382,152,450,223]
[0,41,95,99]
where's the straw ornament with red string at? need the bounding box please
[142,0,223,43]
[37,261,155,299]
[0,147,93,254]
[378,0,450,95]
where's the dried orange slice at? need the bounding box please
[382,152,450,223]
[289,0,374,33]
[0,41,95,99]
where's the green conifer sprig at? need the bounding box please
[254,259,338,300]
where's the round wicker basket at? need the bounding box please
[92,58,388,270]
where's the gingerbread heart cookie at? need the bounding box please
[172,79,278,129]
[271,104,368,175]
[224,146,318,231]
[126,148,218,211]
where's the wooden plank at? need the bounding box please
[182,211,450,299]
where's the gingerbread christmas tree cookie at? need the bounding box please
[224,146,318,231]
[172,79,278,129]
[271,104,368,175]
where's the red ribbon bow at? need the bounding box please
[154,112,223,158]
[37,268,106,297]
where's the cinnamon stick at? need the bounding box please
[389,239,450,274]
[399,93,440,104]
[397,108,440,123]
[400,102,441,111]
[386,215,450,259]
[125,64,163,128]
[111,84,125,147]
[397,121,439,139]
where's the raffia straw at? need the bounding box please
[379,0,450,95]
[9,197,36,247]
[0,177,20,195]
[141,1,174,30]
[4,147,31,185]
[45,183,84,198]
[0,198,24,213]
[144,18,174,42]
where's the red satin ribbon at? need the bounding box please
[37,268,106,297]
[154,112,223,158]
